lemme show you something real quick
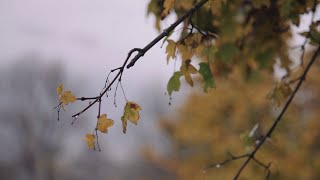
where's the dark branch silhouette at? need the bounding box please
[55,0,210,150]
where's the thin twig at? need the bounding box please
[205,152,249,169]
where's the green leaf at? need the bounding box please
[199,62,215,92]
[167,71,182,96]
[216,43,239,62]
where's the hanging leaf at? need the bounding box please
[84,134,95,150]
[199,62,215,92]
[161,0,175,20]
[57,83,77,106]
[60,91,77,105]
[178,43,193,61]
[166,39,177,63]
[180,59,198,86]
[121,101,142,133]
[167,71,182,96]
[121,116,127,134]
[97,114,114,133]
[56,83,64,95]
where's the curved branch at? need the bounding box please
[70,0,209,118]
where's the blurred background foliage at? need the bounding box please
[145,0,320,179]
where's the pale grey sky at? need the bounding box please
[1,0,317,167]
[0,0,187,165]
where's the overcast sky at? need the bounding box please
[1,0,318,168]
[0,0,188,165]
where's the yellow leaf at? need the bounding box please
[56,83,64,95]
[161,0,175,20]
[121,101,142,133]
[180,59,198,86]
[97,114,114,133]
[121,116,127,133]
[166,39,177,63]
[178,43,193,61]
[60,91,77,105]
[84,134,95,150]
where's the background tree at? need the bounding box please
[143,0,320,179]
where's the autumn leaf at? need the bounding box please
[199,62,215,92]
[180,59,198,86]
[121,116,127,134]
[97,114,114,133]
[60,91,77,105]
[121,101,142,133]
[57,84,77,106]
[84,134,95,150]
[167,71,182,96]
[56,83,64,95]
[178,43,193,61]
[166,39,177,63]
[161,0,175,20]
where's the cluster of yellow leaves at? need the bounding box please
[83,114,114,150]
[56,84,76,107]
[121,101,142,133]
[165,34,217,95]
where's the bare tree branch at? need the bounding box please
[68,0,209,119]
